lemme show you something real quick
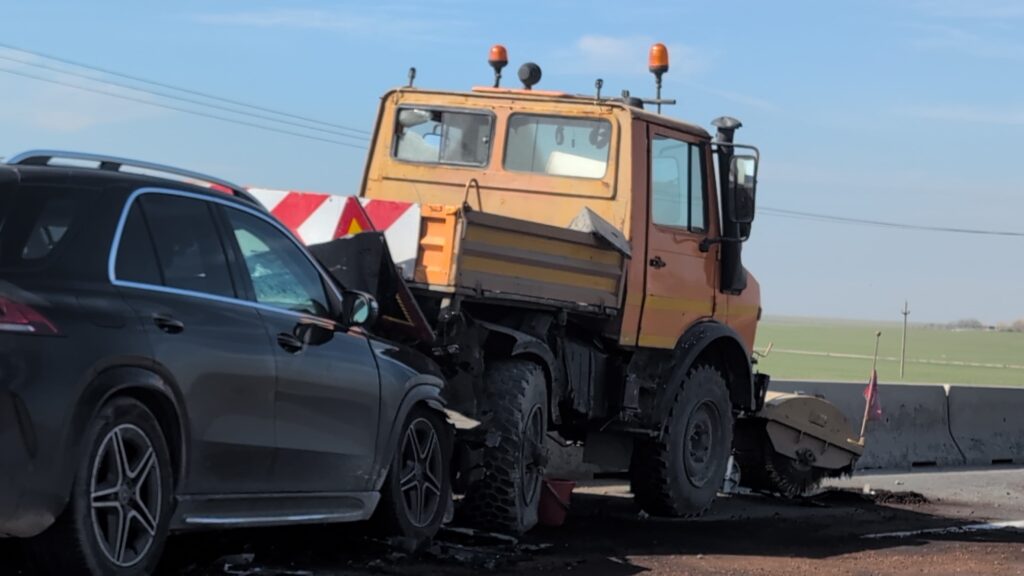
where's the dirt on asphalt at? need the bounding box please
[4,485,1023,575]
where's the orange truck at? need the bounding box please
[291,44,862,534]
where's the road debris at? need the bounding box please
[863,519,1024,540]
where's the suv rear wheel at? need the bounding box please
[30,396,173,576]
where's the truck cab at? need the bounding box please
[361,67,761,357]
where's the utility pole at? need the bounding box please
[900,300,910,379]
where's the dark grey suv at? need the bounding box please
[0,151,453,575]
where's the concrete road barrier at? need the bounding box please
[947,386,1024,465]
[771,381,965,470]
[543,380,1018,478]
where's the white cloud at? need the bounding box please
[909,23,1024,61]
[547,35,775,113]
[193,7,469,41]
[570,35,706,77]
[914,0,1024,19]
[685,83,778,113]
[901,104,1024,125]
[196,9,367,31]
[0,48,162,132]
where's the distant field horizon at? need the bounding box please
[761,314,1015,329]
[755,317,1024,387]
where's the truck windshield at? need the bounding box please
[393,108,492,166]
[504,114,611,179]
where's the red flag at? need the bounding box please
[863,368,883,421]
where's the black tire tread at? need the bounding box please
[459,360,546,535]
[630,364,733,518]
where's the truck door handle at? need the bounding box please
[152,314,185,334]
[649,255,666,269]
[277,332,304,354]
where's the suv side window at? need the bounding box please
[0,184,86,269]
[138,194,236,298]
[223,207,331,317]
[651,135,706,232]
[115,203,162,285]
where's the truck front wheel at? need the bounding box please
[459,360,547,535]
[630,364,734,517]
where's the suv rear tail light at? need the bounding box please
[0,296,60,335]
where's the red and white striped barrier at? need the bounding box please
[247,188,421,279]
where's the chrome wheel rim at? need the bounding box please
[399,418,443,528]
[521,404,545,507]
[683,401,718,488]
[90,424,162,567]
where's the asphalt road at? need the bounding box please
[4,467,1023,575]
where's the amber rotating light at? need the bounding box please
[648,43,669,113]
[489,44,509,88]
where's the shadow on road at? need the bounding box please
[3,488,1022,575]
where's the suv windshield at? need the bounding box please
[393,108,492,166]
[0,184,84,269]
[505,114,611,179]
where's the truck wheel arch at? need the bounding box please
[651,322,755,427]
[475,319,559,422]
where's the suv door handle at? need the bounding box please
[649,255,667,269]
[152,314,185,334]
[277,332,304,354]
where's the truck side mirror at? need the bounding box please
[729,154,757,225]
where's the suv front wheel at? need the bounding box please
[30,397,174,576]
[372,406,452,547]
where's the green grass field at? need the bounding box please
[754,317,1024,387]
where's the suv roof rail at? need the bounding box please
[7,150,264,209]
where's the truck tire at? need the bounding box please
[29,397,174,576]
[459,360,547,535]
[630,364,733,517]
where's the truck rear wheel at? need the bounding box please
[459,360,547,535]
[630,364,733,517]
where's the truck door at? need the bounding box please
[638,125,717,349]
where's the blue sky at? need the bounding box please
[2,0,1022,323]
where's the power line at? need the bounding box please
[0,66,368,150]
[0,42,1018,237]
[0,41,371,137]
[0,53,368,142]
[759,206,1024,237]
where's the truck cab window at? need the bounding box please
[651,135,706,232]
[393,108,492,166]
[505,114,610,179]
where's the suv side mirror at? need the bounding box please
[343,291,379,327]
[729,154,757,225]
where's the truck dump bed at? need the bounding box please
[244,189,628,313]
[417,205,626,310]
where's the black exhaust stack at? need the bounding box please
[713,116,748,295]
